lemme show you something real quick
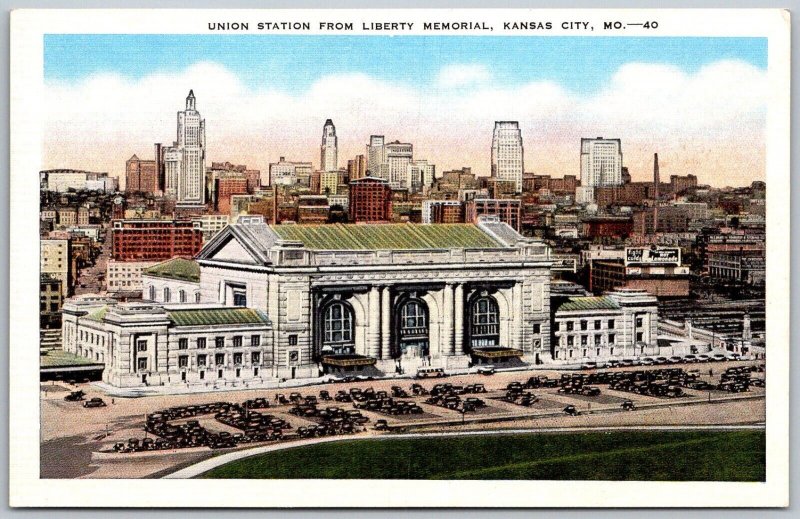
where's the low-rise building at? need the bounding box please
[62,297,273,387]
[106,260,158,294]
[551,289,659,363]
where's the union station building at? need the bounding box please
[61,216,661,388]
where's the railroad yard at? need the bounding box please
[40,360,765,479]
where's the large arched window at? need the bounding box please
[396,299,430,358]
[470,296,500,348]
[148,285,155,301]
[163,287,171,303]
[400,300,427,337]
[323,302,354,353]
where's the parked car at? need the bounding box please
[581,362,598,370]
[668,356,683,364]
[697,354,711,362]
[563,405,579,416]
[640,358,655,366]
[416,367,445,379]
[476,366,496,376]
[83,397,106,408]
[64,390,86,402]
[374,419,389,431]
[621,400,635,411]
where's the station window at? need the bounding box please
[233,353,243,365]
[178,355,188,368]
[137,357,147,370]
[215,336,224,348]
[215,353,225,365]
[581,336,587,346]
[233,336,243,348]
[580,320,588,331]
[251,352,261,364]
[289,334,298,346]
[566,322,573,332]
[594,320,601,330]
[178,338,188,350]
[136,340,147,352]
[567,336,574,346]
[636,317,643,327]
[594,335,601,345]
[251,335,260,347]
[608,319,615,329]
[197,354,207,367]
[636,332,644,342]
[197,338,206,349]
[533,324,541,334]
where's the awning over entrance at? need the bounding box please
[321,354,378,367]
[470,347,524,359]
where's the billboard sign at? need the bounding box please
[625,247,681,266]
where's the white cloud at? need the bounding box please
[43,59,767,187]
[435,63,492,88]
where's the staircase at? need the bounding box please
[40,329,62,352]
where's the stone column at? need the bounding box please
[453,283,464,355]
[381,286,391,360]
[443,283,454,356]
[368,286,381,358]
[512,282,523,351]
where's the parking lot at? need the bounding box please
[40,360,765,479]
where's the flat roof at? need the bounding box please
[40,349,103,369]
[557,296,621,312]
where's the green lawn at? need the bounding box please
[200,430,765,481]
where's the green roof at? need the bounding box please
[85,307,108,322]
[167,308,270,327]
[271,223,502,250]
[557,296,621,312]
[40,349,100,368]
[145,258,200,282]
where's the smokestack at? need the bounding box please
[653,153,659,235]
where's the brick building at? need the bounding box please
[464,198,521,231]
[349,174,392,223]
[581,216,633,240]
[125,154,159,195]
[214,177,249,215]
[111,219,204,262]
[297,195,331,224]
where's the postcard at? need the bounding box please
[9,8,790,507]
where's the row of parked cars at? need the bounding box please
[581,353,742,370]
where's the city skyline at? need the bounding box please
[43,35,767,188]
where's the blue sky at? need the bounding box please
[44,35,767,94]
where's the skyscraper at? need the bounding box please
[384,141,413,189]
[320,119,338,172]
[366,135,386,177]
[163,90,206,207]
[580,137,623,187]
[490,121,524,193]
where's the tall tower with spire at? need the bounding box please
[320,119,338,172]
[164,90,206,206]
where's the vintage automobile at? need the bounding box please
[83,397,106,408]
[563,405,579,416]
[64,390,86,402]
[621,400,635,411]
[476,366,496,376]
